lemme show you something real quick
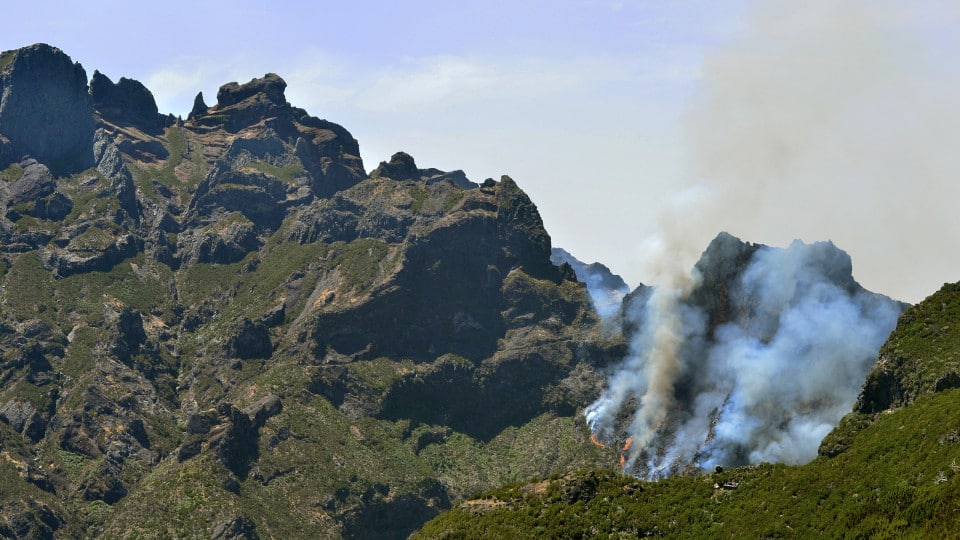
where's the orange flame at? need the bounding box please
[622,437,633,452]
[620,454,626,468]
[590,434,606,448]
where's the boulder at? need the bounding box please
[210,515,259,540]
[92,129,139,219]
[0,399,45,442]
[225,319,272,360]
[80,458,127,504]
[4,158,74,221]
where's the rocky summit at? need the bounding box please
[0,43,621,538]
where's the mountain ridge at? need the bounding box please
[0,42,934,539]
[0,43,621,538]
[417,279,960,538]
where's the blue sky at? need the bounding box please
[4,1,959,302]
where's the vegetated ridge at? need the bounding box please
[415,256,960,537]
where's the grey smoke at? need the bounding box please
[585,237,903,478]
[681,0,960,304]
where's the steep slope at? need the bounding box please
[0,44,622,538]
[416,281,960,538]
[589,232,905,478]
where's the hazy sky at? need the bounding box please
[4,0,958,303]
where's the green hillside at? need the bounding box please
[416,283,960,538]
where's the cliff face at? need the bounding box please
[0,44,96,175]
[0,44,617,538]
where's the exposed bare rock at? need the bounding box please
[189,91,208,120]
[371,151,476,189]
[90,70,169,133]
[0,44,94,174]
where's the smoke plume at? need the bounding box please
[585,0,941,478]
[586,236,903,478]
[683,0,960,304]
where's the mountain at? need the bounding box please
[0,44,624,538]
[416,281,960,538]
[550,248,630,320]
[0,42,929,539]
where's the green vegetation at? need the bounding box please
[416,282,960,539]
[132,126,207,200]
[103,455,241,536]
[418,391,960,538]
[3,75,954,540]
[0,49,14,71]
[3,252,58,323]
[332,238,389,292]
[0,162,24,181]
[243,160,307,184]
[442,191,465,213]
[178,258,249,307]
[860,282,960,411]
[409,185,429,213]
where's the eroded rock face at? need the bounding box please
[0,44,95,174]
[90,70,168,133]
[4,158,73,221]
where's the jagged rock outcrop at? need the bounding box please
[4,158,73,221]
[90,70,169,133]
[371,151,476,189]
[188,91,208,120]
[0,44,95,174]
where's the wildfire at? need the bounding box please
[590,434,606,448]
[620,437,633,470]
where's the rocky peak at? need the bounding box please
[371,151,476,189]
[216,72,287,109]
[90,70,167,133]
[188,91,208,120]
[372,151,419,180]
[0,43,95,174]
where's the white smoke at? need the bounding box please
[586,239,902,478]
[581,273,630,320]
[585,0,938,478]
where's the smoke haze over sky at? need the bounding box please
[3,1,958,302]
